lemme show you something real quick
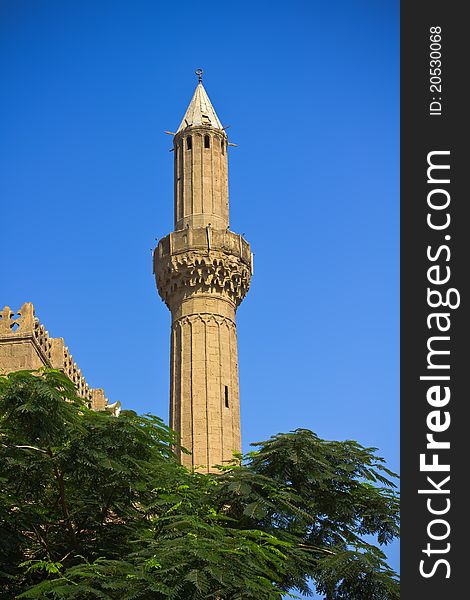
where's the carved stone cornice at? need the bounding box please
[155,248,251,309]
[172,313,236,329]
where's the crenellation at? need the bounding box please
[0,302,119,415]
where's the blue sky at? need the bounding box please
[0,0,399,584]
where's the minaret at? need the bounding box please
[154,71,252,472]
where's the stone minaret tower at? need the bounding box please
[154,71,252,472]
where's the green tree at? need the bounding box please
[0,370,399,599]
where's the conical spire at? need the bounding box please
[177,76,223,133]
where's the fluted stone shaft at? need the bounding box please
[170,312,241,468]
[174,127,229,231]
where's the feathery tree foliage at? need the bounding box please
[0,369,399,599]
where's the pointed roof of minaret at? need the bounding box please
[177,71,223,133]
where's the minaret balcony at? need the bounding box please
[154,227,252,310]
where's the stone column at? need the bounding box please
[154,228,251,472]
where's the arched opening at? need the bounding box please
[204,135,210,149]
[221,139,225,155]
[186,136,192,150]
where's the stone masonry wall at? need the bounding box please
[0,302,120,415]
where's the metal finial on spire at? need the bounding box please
[195,68,203,83]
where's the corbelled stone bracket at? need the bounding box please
[155,249,251,310]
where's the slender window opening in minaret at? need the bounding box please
[221,139,225,155]
[224,385,229,408]
[204,135,210,149]
[186,136,192,150]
